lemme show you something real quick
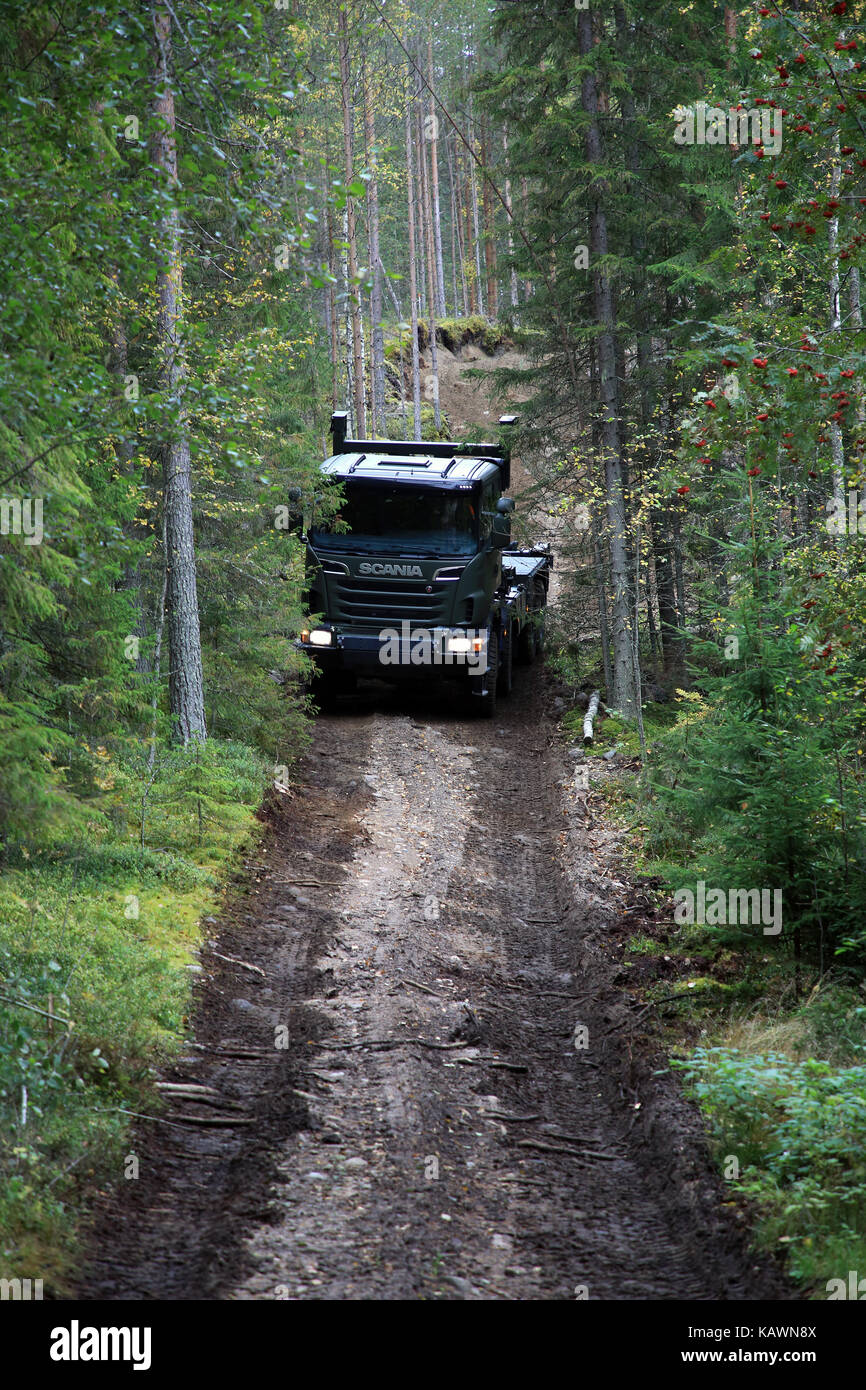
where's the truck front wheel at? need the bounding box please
[315,671,354,712]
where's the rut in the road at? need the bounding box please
[80,668,791,1301]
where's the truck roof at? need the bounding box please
[325,414,516,489]
[320,451,503,489]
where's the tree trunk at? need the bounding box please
[405,86,422,439]
[322,155,339,412]
[362,48,385,436]
[463,153,476,314]
[338,6,365,437]
[415,94,427,322]
[592,505,613,698]
[850,270,865,512]
[588,346,613,697]
[481,116,498,322]
[452,143,470,316]
[147,511,169,771]
[520,175,533,300]
[427,30,447,319]
[653,519,680,676]
[645,558,661,680]
[673,511,686,652]
[151,6,206,745]
[724,6,737,54]
[417,69,441,431]
[379,256,406,435]
[469,100,484,318]
[503,124,519,313]
[578,8,637,720]
[446,133,461,317]
[340,202,353,432]
[828,138,845,544]
[583,690,601,745]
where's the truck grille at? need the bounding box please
[328,573,452,626]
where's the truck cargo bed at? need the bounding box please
[501,547,553,583]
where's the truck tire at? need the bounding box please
[533,580,547,657]
[315,674,340,712]
[315,672,354,712]
[499,625,513,697]
[517,620,537,666]
[473,631,498,718]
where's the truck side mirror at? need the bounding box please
[496,497,515,514]
[492,514,511,548]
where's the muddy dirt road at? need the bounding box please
[80,351,791,1303]
[81,664,790,1301]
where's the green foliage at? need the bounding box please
[0,736,265,1288]
[675,1044,866,1290]
[111,737,270,858]
[0,1,319,844]
[640,3,866,980]
[641,520,866,970]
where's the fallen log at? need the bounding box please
[583,689,601,745]
[164,1113,255,1127]
[155,1082,219,1096]
[209,950,267,978]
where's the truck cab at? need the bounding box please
[297,413,549,715]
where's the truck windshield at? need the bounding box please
[310,481,478,557]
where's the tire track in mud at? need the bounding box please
[229,673,790,1301]
[79,667,792,1301]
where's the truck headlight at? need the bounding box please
[309,628,333,647]
[446,636,472,654]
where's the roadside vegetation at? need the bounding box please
[0,742,269,1290]
[556,675,866,1299]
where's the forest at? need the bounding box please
[1,0,865,1312]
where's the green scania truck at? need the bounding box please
[296,412,551,716]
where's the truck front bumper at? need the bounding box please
[296,625,490,676]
